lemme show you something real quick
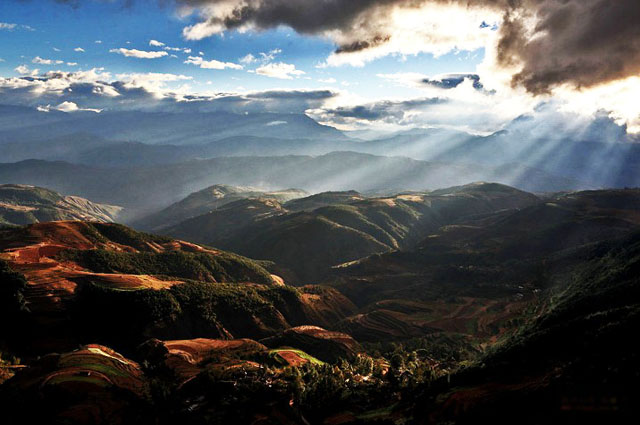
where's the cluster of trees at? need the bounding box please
[60,248,274,285]
[141,342,451,424]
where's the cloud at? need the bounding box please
[255,62,304,79]
[493,1,640,95]
[266,120,287,126]
[109,48,168,59]
[95,40,102,44]
[178,1,497,66]
[240,53,257,64]
[1,22,33,31]
[14,65,39,76]
[319,78,337,84]
[149,39,165,47]
[33,56,63,65]
[310,75,540,133]
[55,101,98,113]
[173,0,640,131]
[421,74,484,91]
[378,72,483,90]
[312,97,447,125]
[240,48,282,65]
[0,68,336,114]
[260,48,282,62]
[176,1,640,92]
[66,62,78,66]
[115,72,193,93]
[74,47,85,52]
[162,45,192,54]
[184,56,243,70]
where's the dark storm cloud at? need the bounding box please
[504,0,640,94]
[179,0,404,34]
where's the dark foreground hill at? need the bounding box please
[411,230,640,424]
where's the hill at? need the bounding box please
[163,183,539,283]
[0,221,356,356]
[134,184,307,232]
[2,187,640,423]
[329,188,640,344]
[414,229,640,423]
[0,184,122,226]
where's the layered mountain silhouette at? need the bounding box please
[0,153,585,221]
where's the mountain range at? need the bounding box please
[1,102,639,423]
[1,182,638,423]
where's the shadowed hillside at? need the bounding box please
[412,230,640,424]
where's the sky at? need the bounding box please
[1,0,639,136]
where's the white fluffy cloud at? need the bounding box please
[255,62,304,79]
[0,67,338,115]
[184,56,243,70]
[14,65,39,76]
[74,47,85,52]
[149,39,165,47]
[109,48,168,59]
[54,101,81,112]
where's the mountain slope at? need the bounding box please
[0,184,122,226]
[163,183,539,283]
[134,185,306,232]
[329,188,640,344]
[0,221,356,357]
[415,230,640,424]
